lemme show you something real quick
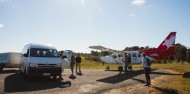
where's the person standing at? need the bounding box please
[124,53,129,75]
[70,53,75,76]
[59,50,64,57]
[76,54,82,74]
[142,53,151,86]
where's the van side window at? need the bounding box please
[63,50,72,59]
[22,47,28,57]
[128,53,131,58]
[132,53,136,57]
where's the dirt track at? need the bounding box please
[0,68,178,94]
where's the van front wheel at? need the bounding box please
[0,64,4,71]
[23,68,29,80]
[53,75,57,80]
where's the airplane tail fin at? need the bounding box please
[157,32,176,50]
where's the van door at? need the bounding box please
[20,48,29,73]
[131,52,138,63]
[63,50,72,62]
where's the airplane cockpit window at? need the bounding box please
[112,55,117,58]
[118,54,122,57]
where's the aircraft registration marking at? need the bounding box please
[150,53,158,56]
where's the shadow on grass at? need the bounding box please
[151,85,179,94]
[183,72,190,78]
[97,69,182,84]
[97,69,146,84]
[4,73,68,93]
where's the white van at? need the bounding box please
[20,43,61,79]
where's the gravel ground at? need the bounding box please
[0,68,178,94]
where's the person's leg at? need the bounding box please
[79,63,81,73]
[71,63,74,75]
[147,68,151,85]
[76,63,78,73]
[144,68,149,85]
[125,66,128,75]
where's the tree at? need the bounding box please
[187,48,190,62]
[101,51,110,56]
[175,43,187,62]
[131,46,139,50]
[145,46,149,49]
[91,50,100,56]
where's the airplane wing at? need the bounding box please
[89,45,115,52]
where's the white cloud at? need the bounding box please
[0,24,4,28]
[128,13,136,17]
[81,0,85,6]
[0,0,8,3]
[131,0,146,6]
[0,0,15,3]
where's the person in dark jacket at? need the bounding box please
[76,54,82,74]
[123,53,130,76]
[70,53,75,76]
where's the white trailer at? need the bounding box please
[0,52,21,71]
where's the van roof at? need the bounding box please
[26,43,56,49]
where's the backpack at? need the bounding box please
[146,58,151,66]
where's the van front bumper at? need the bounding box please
[27,67,61,76]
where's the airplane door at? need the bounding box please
[131,53,138,63]
[115,54,124,64]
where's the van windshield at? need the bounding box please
[30,48,60,57]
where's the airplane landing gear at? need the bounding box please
[105,66,110,71]
[118,66,123,74]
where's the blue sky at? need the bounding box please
[0,0,190,53]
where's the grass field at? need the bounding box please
[77,57,190,94]
[148,63,190,94]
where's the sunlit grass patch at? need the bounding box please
[148,63,190,94]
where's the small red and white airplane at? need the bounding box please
[142,32,176,60]
[89,32,176,70]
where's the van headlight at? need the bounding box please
[29,63,37,67]
[55,63,61,67]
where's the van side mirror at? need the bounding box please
[23,54,28,57]
[62,55,67,59]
